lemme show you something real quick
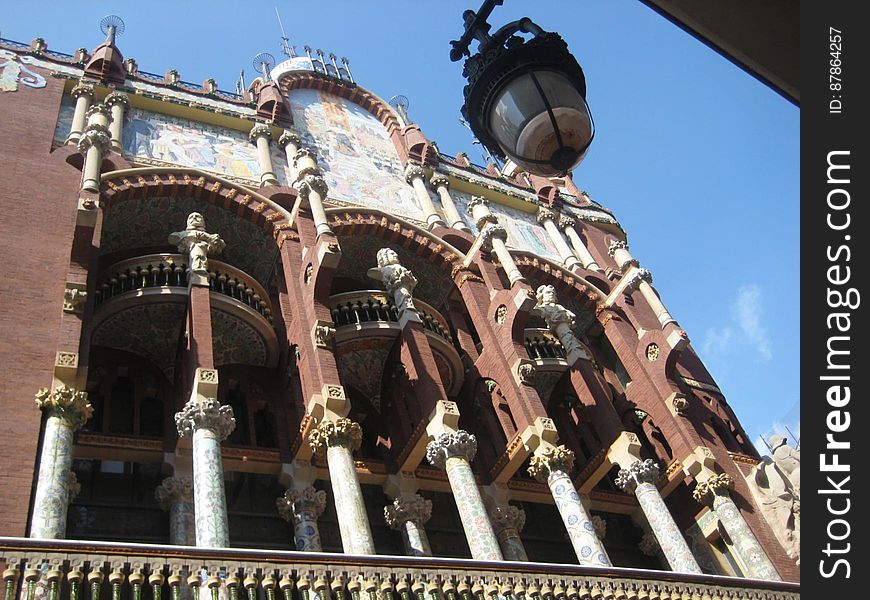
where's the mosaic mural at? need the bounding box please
[286,89,423,221]
[53,93,75,144]
[211,309,269,367]
[451,190,561,262]
[101,196,278,285]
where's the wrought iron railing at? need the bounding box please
[94,254,273,323]
[330,291,452,343]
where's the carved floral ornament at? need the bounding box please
[35,384,93,430]
[425,430,478,469]
[692,473,735,505]
[154,476,194,509]
[174,397,236,441]
[384,494,433,529]
[646,343,660,362]
[614,458,661,494]
[308,418,363,455]
[489,504,526,532]
[276,486,328,520]
[527,444,576,481]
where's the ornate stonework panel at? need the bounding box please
[286,89,423,221]
[335,339,391,403]
[91,302,187,378]
[211,309,269,368]
[101,196,278,285]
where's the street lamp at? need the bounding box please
[451,0,594,177]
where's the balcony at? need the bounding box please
[0,537,800,600]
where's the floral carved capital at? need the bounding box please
[35,384,93,430]
[174,397,235,441]
[527,444,576,482]
[154,476,194,509]
[489,505,526,533]
[384,494,433,529]
[276,486,327,521]
[615,459,661,494]
[692,473,735,505]
[308,418,363,455]
[425,430,477,469]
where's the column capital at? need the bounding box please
[404,162,426,184]
[425,430,477,469]
[293,173,328,200]
[70,82,95,100]
[624,268,653,292]
[536,206,557,224]
[692,473,735,505]
[174,397,236,441]
[155,476,194,509]
[34,384,93,430]
[249,122,273,144]
[384,494,433,529]
[278,131,302,149]
[77,122,111,155]
[607,239,629,258]
[429,174,450,189]
[614,459,660,494]
[276,486,328,521]
[104,91,130,109]
[489,504,526,533]
[528,444,576,482]
[480,223,508,251]
[558,215,576,230]
[293,146,319,168]
[309,418,363,455]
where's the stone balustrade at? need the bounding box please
[523,328,566,360]
[94,254,273,323]
[0,537,800,600]
[329,291,452,343]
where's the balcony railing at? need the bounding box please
[0,538,799,600]
[330,291,452,343]
[94,254,273,323]
[524,329,566,360]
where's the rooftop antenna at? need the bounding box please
[275,6,295,58]
[99,15,125,45]
[784,425,800,450]
[252,52,276,82]
[389,95,411,124]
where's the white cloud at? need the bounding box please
[733,285,773,360]
[754,420,801,456]
[701,326,733,356]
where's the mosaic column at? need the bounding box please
[293,147,332,236]
[276,486,328,551]
[404,163,446,229]
[615,459,702,574]
[528,445,611,567]
[559,215,603,272]
[468,196,525,286]
[77,104,112,193]
[249,123,279,187]
[429,174,471,232]
[104,91,129,153]
[624,268,676,328]
[537,207,583,271]
[693,474,782,581]
[309,419,376,554]
[30,385,92,539]
[155,476,196,546]
[384,494,433,557]
[66,81,95,145]
[175,398,235,548]
[426,431,503,560]
[488,504,529,562]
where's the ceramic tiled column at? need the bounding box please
[426,431,503,560]
[276,486,328,551]
[309,418,376,554]
[30,385,92,539]
[384,494,433,557]
[488,504,529,561]
[694,474,781,581]
[155,476,196,546]
[175,398,235,548]
[615,459,702,574]
[528,445,611,566]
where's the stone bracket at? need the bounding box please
[666,392,689,417]
[53,351,80,386]
[63,282,88,314]
[312,320,336,349]
[316,237,341,269]
[76,192,99,228]
[682,446,717,480]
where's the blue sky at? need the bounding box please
[3,1,799,453]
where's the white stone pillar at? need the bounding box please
[694,474,782,581]
[608,239,639,273]
[77,104,112,193]
[559,215,603,272]
[528,445,611,567]
[468,196,526,286]
[276,486,328,551]
[104,91,129,153]
[66,82,95,145]
[404,163,446,229]
[30,385,92,539]
[624,268,677,328]
[155,476,196,546]
[429,174,471,233]
[615,459,702,574]
[175,398,235,548]
[308,418,376,555]
[537,208,582,272]
[249,123,279,187]
[488,504,529,561]
[384,494,433,557]
[292,147,332,237]
[426,431,503,560]
[277,131,301,181]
